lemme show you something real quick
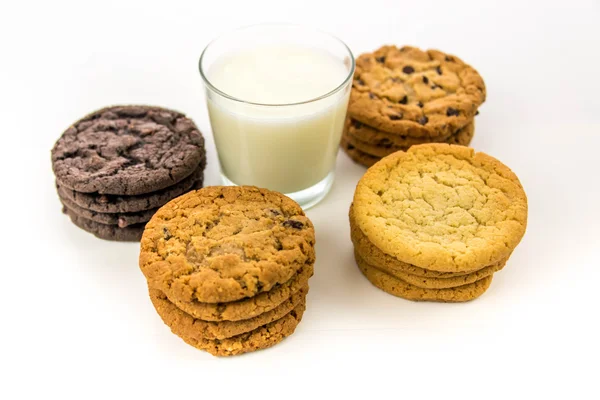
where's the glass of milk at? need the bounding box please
[199,24,354,209]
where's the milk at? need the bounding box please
[206,45,351,194]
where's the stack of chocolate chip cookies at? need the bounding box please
[139,186,315,356]
[350,144,528,302]
[51,106,206,241]
[341,45,486,167]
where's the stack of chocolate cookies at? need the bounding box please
[350,144,528,302]
[139,186,315,357]
[51,106,206,241]
[341,45,486,167]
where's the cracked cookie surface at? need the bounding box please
[349,46,485,137]
[349,205,500,278]
[140,186,316,304]
[149,286,307,340]
[353,144,528,272]
[52,105,206,195]
[56,166,204,213]
[356,252,493,302]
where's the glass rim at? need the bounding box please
[198,23,355,107]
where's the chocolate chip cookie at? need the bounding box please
[349,46,485,138]
[344,120,475,158]
[52,105,206,195]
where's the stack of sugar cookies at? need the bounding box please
[341,45,485,167]
[139,186,315,356]
[350,144,528,302]
[51,105,206,241]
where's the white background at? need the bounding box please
[1,0,599,399]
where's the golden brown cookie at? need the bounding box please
[352,144,528,272]
[156,298,306,357]
[165,264,313,322]
[350,207,478,278]
[140,186,316,304]
[348,46,485,138]
[340,136,379,168]
[355,252,493,302]
[355,248,504,289]
[344,119,475,158]
[149,286,307,340]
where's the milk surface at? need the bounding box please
[206,45,351,193]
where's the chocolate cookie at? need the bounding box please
[164,301,306,357]
[140,186,316,304]
[356,252,493,302]
[56,166,204,213]
[149,286,307,341]
[344,119,475,158]
[52,105,206,195]
[166,264,313,322]
[349,46,485,138]
[60,196,158,228]
[63,207,145,241]
[352,144,528,272]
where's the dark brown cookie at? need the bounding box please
[349,46,485,138]
[52,105,206,195]
[56,165,204,213]
[63,207,145,241]
[60,196,157,228]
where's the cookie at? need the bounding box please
[56,166,204,213]
[349,209,481,277]
[63,207,144,241]
[140,186,316,304]
[52,105,206,195]
[340,136,379,167]
[166,264,313,322]
[156,300,306,356]
[355,248,504,289]
[344,119,475,158]
[348,46,485,138]
[352,144,528,272]
[60,196,158,228]
[345,118,449,147]
[356,252,493,302]
[149,286,307,340]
